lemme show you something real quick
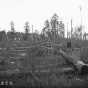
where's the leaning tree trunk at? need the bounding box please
[59,49,88,75]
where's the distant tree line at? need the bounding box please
[0,13,87,42]
[41,13,65,41]
[0,13,65,42]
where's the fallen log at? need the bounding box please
[59,49,88,75]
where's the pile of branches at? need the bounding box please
[27,46,53,57]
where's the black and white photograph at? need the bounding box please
[0,0,88,88]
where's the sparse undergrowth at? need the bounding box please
[0,40,88,87]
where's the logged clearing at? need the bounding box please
[0,40,88,88]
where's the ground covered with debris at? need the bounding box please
[0,40,88,88]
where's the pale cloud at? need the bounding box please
[0,0,87,33]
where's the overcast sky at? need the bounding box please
[0,0,88,33]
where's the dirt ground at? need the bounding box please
[0,40,88,88]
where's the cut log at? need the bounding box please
[59,49,88,75]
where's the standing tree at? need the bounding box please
[58,21,65,38]
[41,13,65,41]
[10,21,15,33]
[42,20,50,35]
[24,21,30,40]
[73,26,82,40]
[50,13,59,41]
[75,26,82,40]
[24,21,30,34]
[41,19,50,40]
[77,25,82,39]
[8,21,16,40]
[44,20,50,28]
[50,13,59,35]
